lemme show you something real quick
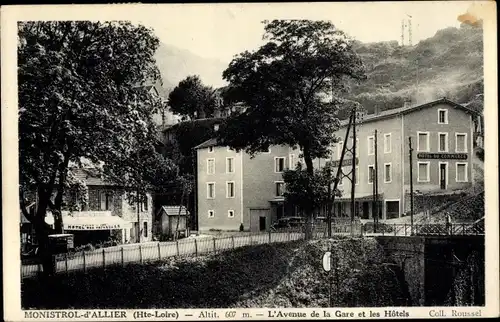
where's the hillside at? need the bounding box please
[153,24,483,117]
[154,42,228,94]
[349,24,483,115]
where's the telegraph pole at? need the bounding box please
[409,137,415,235]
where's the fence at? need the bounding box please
[21,230,304,279]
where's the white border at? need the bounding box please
[226,181,235,198]
[456,162,469,183]
[438,132,449,152]
[207,158,215,174]
[384,133,392,154]
[438,108,449,124]
[455,132,468,153]
[438,161,449,189]
[417,131,430,152]
[206,182,215,199]
[384,162,392,183]
[226,157,234,173]
[417,161,430,182]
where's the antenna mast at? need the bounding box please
[401,20,405,46]
[408,15,413,46]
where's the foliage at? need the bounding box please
[21,238,413,309]
[167,75,221,120]
[282,161,342,213]
[218,20,366,165]
[348,25,483,115]
[18,21,177,273]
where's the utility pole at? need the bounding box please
[350,107,357,236]
[374,130,379,231]
[409,137,414,235]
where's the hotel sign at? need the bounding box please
[330,158,359,168]
[417,153,468,160]
[65,224,123,231]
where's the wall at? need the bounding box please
[242,145,293,231]
[197,145,244,231]
[403,103,473,193]
[376,235,485,306]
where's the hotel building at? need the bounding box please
[195,98,482,232]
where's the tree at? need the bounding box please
[18,21,173,274]
[167,75,220,120]
[282,162,342,219]
[217,20,366,238]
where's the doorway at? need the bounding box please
[439,163,448,190]
[362,202,370,219]
[259,216,266,231]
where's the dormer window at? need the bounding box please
[438,109,448,124]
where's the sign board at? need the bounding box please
[330,158,359,168]
[322,251,331,272]
[417,153,468,160]
[65,223,123,230]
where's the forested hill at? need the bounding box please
[348,23,483,116]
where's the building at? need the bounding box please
[194,98,481,232]
[23,168,154,247]
[154,205,189,240]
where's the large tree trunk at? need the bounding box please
[33,189,56,276]
[302,146,315,240]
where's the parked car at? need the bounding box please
[271,216,306,230]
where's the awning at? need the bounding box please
[44,212,131,230]
[334,193,384,202]
[64,215,131,230]
[269,197,285,203]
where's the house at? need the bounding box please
[30,167,154,246]
[155,205,189,240]
[195,98,481,232]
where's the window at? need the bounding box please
[275,181,285,197]
[99,191,112,211]
[226,157,234,173]
[207,183,215,199]
[367,136,374,155]
[140,195,148,212]
[384,163,392,183]
[417,132,429,152]
[368,165,375,184]
[456,133,467,153]
[208,146,214,153]
[386,200,400,219]
[143,222,148,238]
[438,132,448,152]
[208,210,215,218]
[289,154,296,169]
[207,158,215,174]
[228,210,235,218]
[226,181,235,198]
[456,163,468,182]
[337,141,344,159]
[275,157,285,173]
[438,109,448,124]
[384,133,392,154]
[417,162,430,182]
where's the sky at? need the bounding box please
[134,1,476,63]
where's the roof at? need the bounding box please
[339,98,478,127]
[70,168,115,186]
[158,205,189,216]
[195,138,218,150]
[194,98,478,150]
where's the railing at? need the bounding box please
[313,221,485,237]
[21,230,304,279]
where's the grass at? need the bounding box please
[22,238,409,309]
